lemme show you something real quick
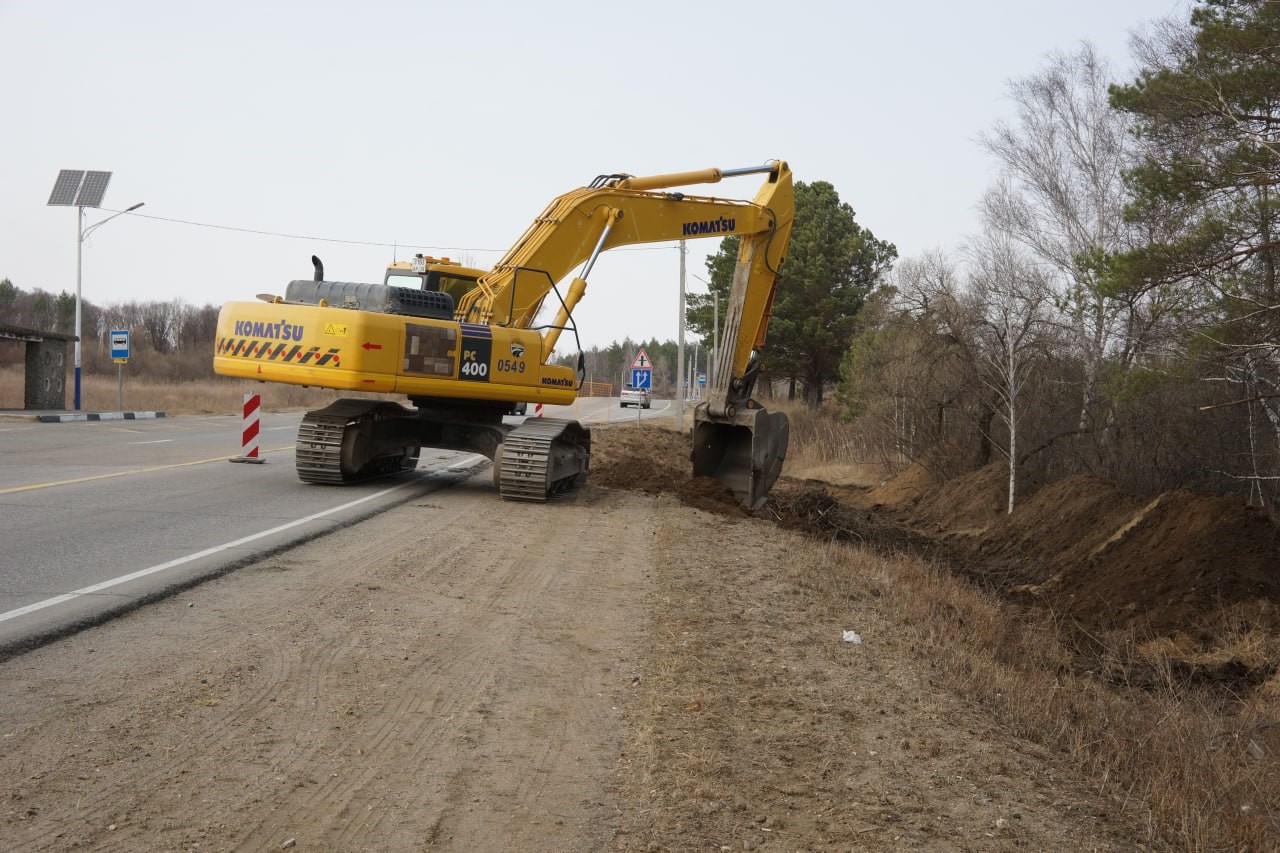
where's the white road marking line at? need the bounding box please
[0,480,423,623]
[130,439,174,445]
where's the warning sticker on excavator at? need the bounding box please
[216,337,341,367]
[323,323,348,336]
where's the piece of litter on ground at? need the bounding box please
[842,630,862,644]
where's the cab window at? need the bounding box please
[386,272,425,290]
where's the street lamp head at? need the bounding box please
[125,202,145,212]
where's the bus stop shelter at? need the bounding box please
[0,323,74,410]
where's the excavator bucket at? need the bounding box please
[691,405,789,510]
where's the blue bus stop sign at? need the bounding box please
[110,329,131,362]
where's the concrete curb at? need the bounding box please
[36,411,167,423]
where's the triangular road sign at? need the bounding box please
[631,348,652,370]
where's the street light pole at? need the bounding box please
[75,207,83,410]
[75,202,144,410]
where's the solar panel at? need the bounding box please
[48,170,85,206]
[75,171,113,207]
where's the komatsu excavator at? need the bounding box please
[213,161,794,508]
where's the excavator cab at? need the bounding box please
[384,255,484,306]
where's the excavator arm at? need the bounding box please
[456,162,793,370]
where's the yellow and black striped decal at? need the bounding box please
[216,337,341,367]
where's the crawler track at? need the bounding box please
[496,418,591,502]
[295,400,420,484]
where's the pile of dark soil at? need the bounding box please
[589,425,944,557]
[887,465,1280,637]
[589,424,747,517]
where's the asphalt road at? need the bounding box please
[0,397,675,657]
[0,410,487,657]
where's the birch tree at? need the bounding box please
[967,232,1055,513]
[980,43,1138,432]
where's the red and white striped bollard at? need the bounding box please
[229,392,266,464]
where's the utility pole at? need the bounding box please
[691,339,699,400]
[712,289,719,393]
[677,240,686,430]
[691,272,720,394]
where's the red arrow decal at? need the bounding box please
[362,342,383,351]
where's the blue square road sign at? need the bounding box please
[110,329,131,361]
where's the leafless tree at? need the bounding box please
[138,300,186,354]
[178,304,221,352]
[886,251,991,467]
[979,43,1139,431]
[966,232,1056,513]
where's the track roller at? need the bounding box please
[295,399,420,484]
[495,417,590,502]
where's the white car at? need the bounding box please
[620,384,651,409]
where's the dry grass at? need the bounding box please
[774,408,1280,849]
[0,365,376,415]
[685,525,1279,849]
[771,400,891,487]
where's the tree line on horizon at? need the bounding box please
[0,278,220,378]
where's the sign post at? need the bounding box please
[110,329,130,410]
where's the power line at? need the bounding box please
[99,208,685,254]
[104,208,504,253]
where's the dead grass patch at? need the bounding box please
[794,533,1276,848]
[0,365,379,415]
[769,400,890,487]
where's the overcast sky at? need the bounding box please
[1,0,1187,351]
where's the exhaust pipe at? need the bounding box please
[312,255,324,281]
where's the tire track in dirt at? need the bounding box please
[435,501,647,846]
[240,480,579,849]
[346,484,650,850]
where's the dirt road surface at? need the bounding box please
[1,427,1155,852]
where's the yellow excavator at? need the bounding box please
[213,161,794,508]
